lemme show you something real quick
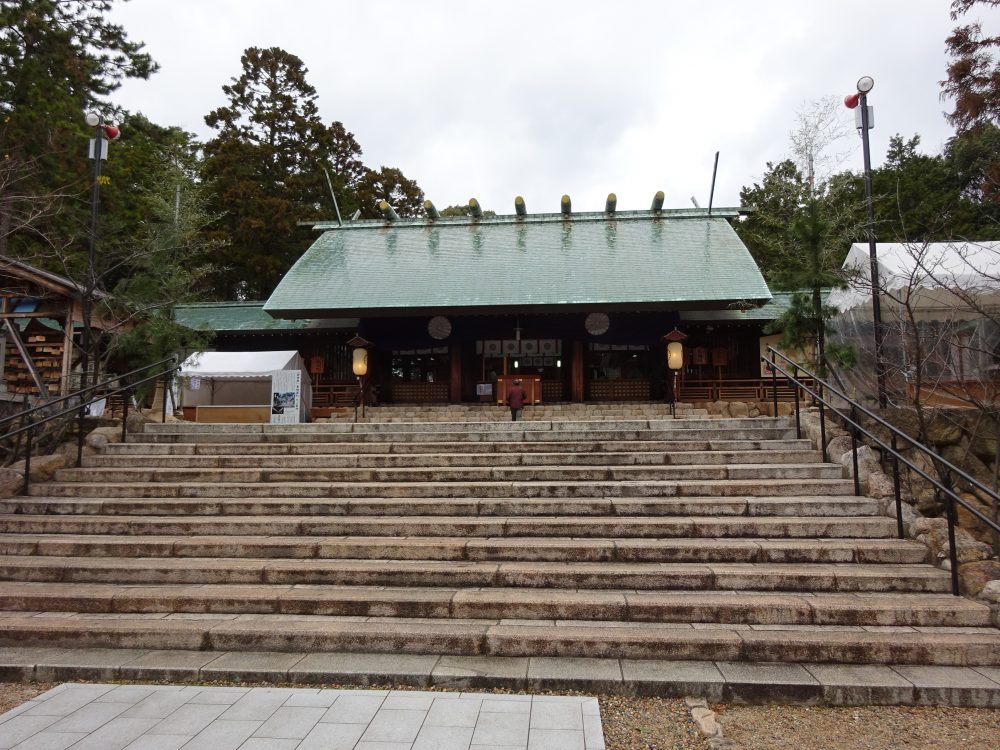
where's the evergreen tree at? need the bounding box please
[0,0,156,256]
[766,192,857,375]
[202,47,331,299]
[943,0,1000,133]
[355,166,424,219]
[733,160,809,280]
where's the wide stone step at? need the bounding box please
[4,495,880,518]
[4,650,996,704]
[0,556,952,591]
[52,463,845,486]
[0,514,899,538]
[84,449,824,468]
[0,534,928,563]
[103,439,815,455]
[29,478,858,499]
[143,417,794,434]
[0,582,987,626]
[0,613,995,664]
[134,427,797,444]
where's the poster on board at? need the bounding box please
[270,369,302,424]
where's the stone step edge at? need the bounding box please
[0,583,989,625]
[104,440,815,453]
[2,648,998,706]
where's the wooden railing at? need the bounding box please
[679,377,813,402]
[311,382,361,408]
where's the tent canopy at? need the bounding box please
[830,241,1000,313]
[178,350,301,379]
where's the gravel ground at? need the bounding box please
[0,681,54,716]
[600,695,710,750]
[715,704,1000,750]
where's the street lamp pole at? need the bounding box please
[83,114,103,393]
[845,76,887,407]
[82,113,119,393]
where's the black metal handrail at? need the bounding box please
[1,358,178,496]
[0,356,177,432]
[763,346,1000,596]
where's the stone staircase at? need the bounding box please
[334,401,710,422]
[1,413,998,704]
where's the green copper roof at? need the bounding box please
[679,289,832,323]
[264,209,770,318]
[174,302,310,332]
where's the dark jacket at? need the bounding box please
[507,385,528,409]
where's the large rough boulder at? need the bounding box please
[126,410,154,434]
[85,425,122,451]
[959,559,1000,597]
[940,443,993,488]
[838,445,881,487]
[867,470,907,501]
[11,453,67,483]
[0,467,24,498]
[728,402,749,418]
[955,492,997,542]
[883,498,921,532]
[873,409,963,447]
[910,517,991,564]
[711,401,731,418]
[979,579,1000,604]
[825,435,854,462]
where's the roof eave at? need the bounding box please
[264,296,773,320]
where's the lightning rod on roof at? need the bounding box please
[708,151,720,217]
[322,168,343,227]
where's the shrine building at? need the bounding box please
[177,197,788,413]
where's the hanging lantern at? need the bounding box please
[352,347,368,377]
[662,328,688,371]
[667,341,684,370]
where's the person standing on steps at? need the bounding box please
[506,378,529,421]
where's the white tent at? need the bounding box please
[178,350,312,423]
[829,241,1000,314]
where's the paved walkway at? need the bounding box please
[0,683,605,750]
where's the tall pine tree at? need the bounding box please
[0,0,156,259]
[202,47,331,299]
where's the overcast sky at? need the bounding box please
[108,0,991,215]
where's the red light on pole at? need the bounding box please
[844,93,860,109]
[101,125,120,140]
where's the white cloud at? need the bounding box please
[109,0,984,213]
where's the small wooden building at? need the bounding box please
[0,255,110,401]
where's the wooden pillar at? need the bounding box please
[449,343,462,403]
[571,340,584,402]
[60,302,74,396]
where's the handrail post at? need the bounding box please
[792,365,801,440]
[770,351,778,418]
[22,424,33,496]
[942,481,961,596]
[849,404,861,496]
[818,383,828,463]
[121,388,130,444]
[76,403,85,468]
[891,433,904,539]
[161,369,170,423]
